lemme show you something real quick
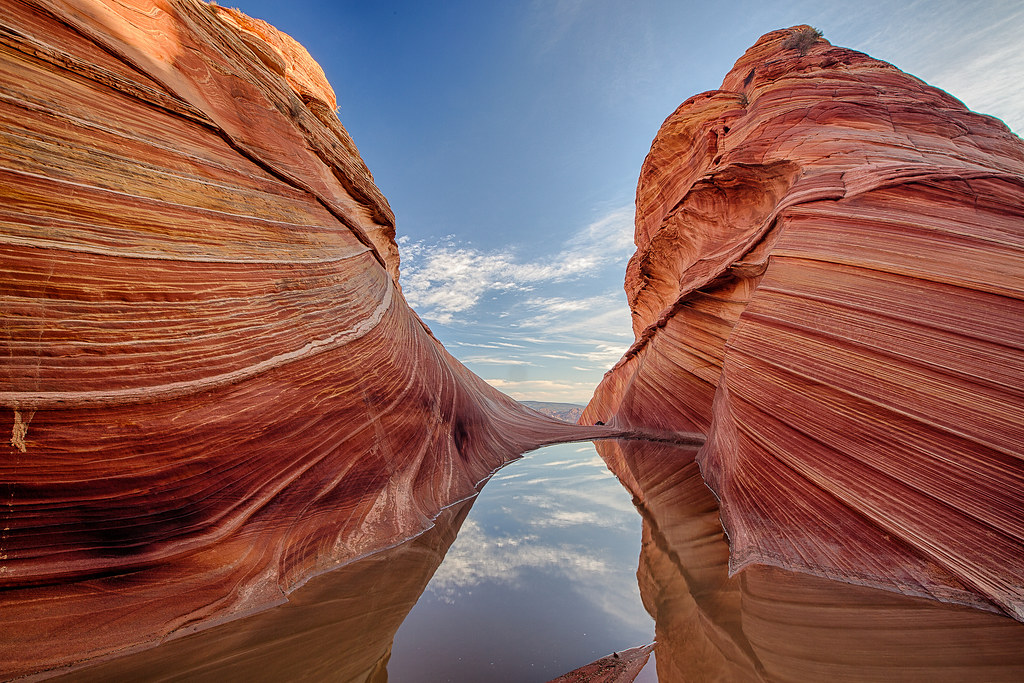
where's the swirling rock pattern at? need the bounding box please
[44,500,476,683]
[583,26,1024,621]
[0,1,612,677]
[595,439,1024,682]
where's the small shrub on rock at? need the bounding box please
[782,27,823,55]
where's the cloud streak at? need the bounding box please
[481,378,601,402]
[461,356,537,366]
[422,442,650,630]
[397,206,634,325]
[846,0,1024,134]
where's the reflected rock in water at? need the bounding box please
[47,501,474,683]
[584,26,1024,620]
[596,439,1024,682]
[0,1,611,678]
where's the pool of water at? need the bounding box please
[387,441,654,682]
[56,440,652,682]
[54,438,1024,682]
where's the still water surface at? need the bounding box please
[58,441,652,682]
[387,441,654,681]
[56,438,1024,682]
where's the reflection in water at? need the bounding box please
[59,442,652,683]
[596,439,1024,682]
[57,438,1024,682]
[55,501,474,682]
[387,442,654,682]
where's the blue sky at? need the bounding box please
[233,0,1024,403]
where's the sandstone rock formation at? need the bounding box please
[583,26,1024,621]
[0,1,611,677]
[548,643,655,683]
[44,500,475,683]
[595,439,1024,682]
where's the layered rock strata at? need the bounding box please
[0,1,610,677]
[595,439,1024,682]
[46,500,475,683]
[583,26,1024,620]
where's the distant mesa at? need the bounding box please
[520,400,586,424]
[584,25,1024,622]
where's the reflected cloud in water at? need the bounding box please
[595,439,1024,683]
[47,437,1024,682]
[425,518,611,604]
[387,441,654,682]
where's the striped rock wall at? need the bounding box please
[0,1,610,676]
[583,26,1024,622]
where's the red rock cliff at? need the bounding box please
[0,1,611,677]
[583,26,1024,621]
[594,439,1024,681]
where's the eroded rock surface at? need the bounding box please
[0,1,612,677]
[595,439,1024,682]
[547,643,655,683]
[46,500,476,683]
[584,26,1024,620]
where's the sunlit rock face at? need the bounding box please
[595,440,1024,682]
[0,1,608,677]
[583,26,1024,621]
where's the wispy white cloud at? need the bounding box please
[547,343,629,365]
[453,340,530,350]
[844,0,1024,135]
[461,355,536,366]
[524,294,611,314]
[564,205,636,255]
[397,206,634,325]
[482,378,598,403]
[424,443,649,630]
[396,236,531,325]
[508,336,554,345]
[515,292,633,343]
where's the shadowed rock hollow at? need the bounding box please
[583,25,1024,622]
[0,1,615,677]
